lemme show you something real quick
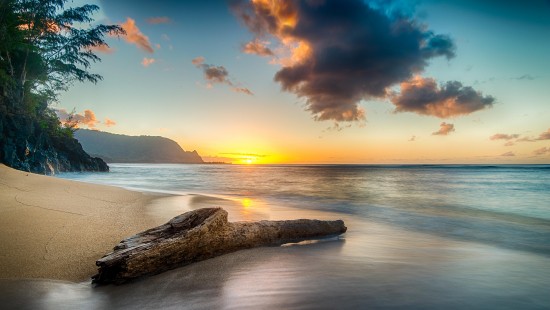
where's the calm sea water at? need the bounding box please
[5,164,548,309]
[58,164,550,255]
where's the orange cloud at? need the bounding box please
[501,151,515,157]
[120,18,154,53]
[432,122,455,136]
[192,56,205,66]
[242,39,274,56]
[141,57,156,67]
[56,109,99,129]
[490,133,520,141]
[147,17,171,24]
[104,118,116,127]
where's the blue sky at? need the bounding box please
[58,0,550,164]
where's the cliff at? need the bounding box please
[0,110,108,174]
[74,129,204,164]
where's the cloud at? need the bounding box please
[533,147,550,156]
[537,128,550,140]
[192,56,253,95]
[147,17,171,24]
[104,118,116,127]
[242,39,274,56]
[141,57,156,67]
[55,109,100,129]
[391,77,495,118]
[220,152,268,158]
[504,141,515,147]
[508,129,550,143]
[120,18,154,53]
[432,122,455,136]
[233,87,254,95]
[517,137,536,142]
[191,56,205,66]
[409,135,416,142]
[231,0,458,122]
[490,133,520,141]
[513,74,536,80]
[501,151,515,157]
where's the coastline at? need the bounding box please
[2,164,549,309]
[0,164,169,282]
[0,164,340,283]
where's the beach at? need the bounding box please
[1,163,549,309]
[0,164,166,281]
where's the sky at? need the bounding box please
[57,0,550,164]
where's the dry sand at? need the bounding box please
[0,165,168,282]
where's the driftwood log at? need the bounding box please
[93,207,347,284]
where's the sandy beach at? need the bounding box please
[0,164,166,282]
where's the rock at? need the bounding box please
[0,110,108,174]
[93,208,347,284]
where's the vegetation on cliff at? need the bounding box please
[0,0,122,173]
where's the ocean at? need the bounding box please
[13,164,550,309]
[58,164,550,255]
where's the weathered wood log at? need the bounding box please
[93,207,347,284]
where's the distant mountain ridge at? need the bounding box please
[74,129,204,164]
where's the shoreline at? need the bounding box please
[2,165,550,309]
[0,164,341,283]
[0,164,340,283]
[0,165,172,282]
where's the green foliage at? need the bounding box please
[0,0,123,139]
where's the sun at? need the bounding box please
[245,158,253,164]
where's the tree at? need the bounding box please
[0,0,124,110]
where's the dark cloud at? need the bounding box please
[192,57,253,95]
[432,122,455,136]
[204,65,229,84]
[242,39,274,56]
[490,133,520,141]
[231,0,456,122]
[391,77,495,118]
